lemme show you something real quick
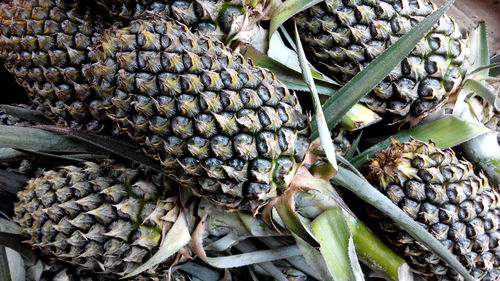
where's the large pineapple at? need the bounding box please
[14,160,181,276]
[294,0,469,124]
[0,0,115,133]
[88,0,268,42]
[366,138,500,280]
[86,18,311,211]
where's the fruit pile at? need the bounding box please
[0,0,499,280]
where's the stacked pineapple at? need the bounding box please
[367,139,500,280]
[86,17,311,211]
[89,0,267,42]
[294,0,469,124]
[0,0,114,133]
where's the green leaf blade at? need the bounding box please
[311,207,364,281]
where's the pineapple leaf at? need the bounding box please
[0,232,36,265]
[0,219,21,235]
[469,62,500,75]
[310,207,364,281]
[344,213,410,281]
[275,190,319,246]
[13,149,106,164]
[0,149,25,162]
[4,247,26,281]
[292,233,335,281]
[294,23,337,171]
[0,126,97,153]
[463,79,500,111]
[468,22,489,74]
[0,105,51,125]
[268,0,322,42]
[460,132,500,187]
[0,169,28,195]
[310,0,456,138]
[205,244,302,268]
[243,46,338,95]
[124,211,191,278]
[331,167,475,281]
[344,131,362,161]
[233,240,291,281]
[490,53,500,76]
[37,126,165,175]
[257,237,322,280]
[0,246,12,281]
[351,116,490,168]
[178,262,221,281]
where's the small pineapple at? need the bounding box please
[294,0,469,124]
[89,0,269,42]
[14,160,181,276]
[366,138,500,280]
[0,0,115,133]
[86,18,310,211]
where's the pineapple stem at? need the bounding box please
[291,169,407,281]
[344,214,411,281]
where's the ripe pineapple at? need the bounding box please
[366,138,500,280]
[89,0,268,42]
[0,0,115,133]
[14,160,181,276]
[294,0,469,124]
[86,18,311,211]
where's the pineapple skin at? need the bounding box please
[86,18,310,212]
[295,0,469,124]
[367,139,500,280]
[0,0,116,134]
[89,0,264,42]
[14,161,179,276]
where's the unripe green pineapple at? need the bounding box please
[294,0,469,124]
[14,160,181,276]
[89,0,268,42]
[86,18,310,211]
[366,139,500,280]
[0,0,115,133]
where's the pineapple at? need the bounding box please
[366,138,500,280]
[14,160,182,276]
[294,0,469,124]
[86,18,311,212]
[88,0,269,42]
[0,0,115,134]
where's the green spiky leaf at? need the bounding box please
[0,232,36,265]
[0,126,97,153]
[292,233,334,281]
[243,46,338,95]
[311,207,364,281]
[38,126,165,175]
[0,246,12,281]
[0,170,28,195]
[294,23,337,171]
